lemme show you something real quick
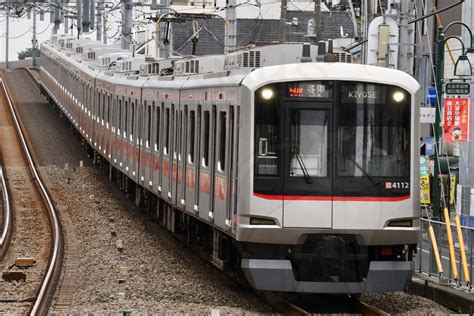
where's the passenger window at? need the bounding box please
[188,110,195,164]
[202,111,210,167]
[124,100,128,137]
[218,111,226,172]
[155,102,160,152]
[131,101,135,140]
[118,99,122,133]
[164,108,170,155]
[147,105,151,148]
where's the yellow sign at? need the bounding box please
[450,175,456,204]
[420,175,431,204]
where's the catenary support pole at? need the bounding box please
[121,0,133,50]
[279,0,287,43]
[83,0,90,33]
[5,11,9,69]
[33,9,37,67]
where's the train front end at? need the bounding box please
[237,63,420,293]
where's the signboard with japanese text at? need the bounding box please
[443,97,470,142]
[445,82,470,95]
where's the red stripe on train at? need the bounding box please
[253,193,410,202]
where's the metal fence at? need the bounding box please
[417,218,473,285]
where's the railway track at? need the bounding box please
[0,73,64,314]
[261,291,389,315]
[0,154,13,261]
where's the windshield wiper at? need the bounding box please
[343,154,379,186]
[291,149,313,184]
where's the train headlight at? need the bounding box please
[392,91,405,103]
[261,88,274,100]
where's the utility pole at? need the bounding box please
[121,0,133,50]
[279,0,287,43]
[96,0,102,41]
[224,0,237,53]
[103,12,107,44]
[32,9,37,67]
[398,0,410,73]
[53,0,61,34]
[315,0,321,42]
[5,11,9,69]
[77,0,83,38]
[90,0,95,31]
[83,0,90,33]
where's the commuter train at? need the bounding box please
[39,34,420,294]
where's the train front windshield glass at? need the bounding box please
[337,82,410,178]
[254,81,411,195]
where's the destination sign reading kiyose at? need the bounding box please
[445,82,470,95]
[341,83,386,103]
[286,81,333,98]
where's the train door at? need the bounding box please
[176,106,187,209]
[282,102,332,228]
[171,107,181,206]
[161,104,173,201]
[184,106,199,214]
[198,105,216,220]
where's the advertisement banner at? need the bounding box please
[443,97,470,142]
[420,174,431,204]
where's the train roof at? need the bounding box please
[41,36,419,94]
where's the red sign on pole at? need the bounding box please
[444,97,470,142]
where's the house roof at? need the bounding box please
[172,11,355,56]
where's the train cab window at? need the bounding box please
[255,86,280,176]
[218,111,227,172]
[188,110,195,164]
[289,109,328,177]
[202,111,210,167]
[164,108,170,155]
[337,83,410,178]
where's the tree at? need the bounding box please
[18,48,39,60]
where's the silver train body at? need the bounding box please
[39,35,420,294]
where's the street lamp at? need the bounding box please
[433,22,474,219]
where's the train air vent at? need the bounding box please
[243,51,261,68]
[76,47,83,54]
[87,51,96,60]
[195,60,199,73]
[186,61,190,73]
[336,52,352,63]
[243,52,249,67]
[66,43,73,49]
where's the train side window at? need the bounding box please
[117,99,122,134]
[102,93,106,124]
[154,102,160,152]
[218,111,227,172]
[131,100,135,141]
[146,104,151,148]
[202,110,210,168]
[107,95,111,128]
[164,107,170,155]
[124,99,128,138]
[188,110,195,164]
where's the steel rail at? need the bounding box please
[0,160,13,260]
[0,76,64,315]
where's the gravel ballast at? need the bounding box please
[42,165,271,314]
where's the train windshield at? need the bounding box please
[253,81,411,198]
[337,82,410,178]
